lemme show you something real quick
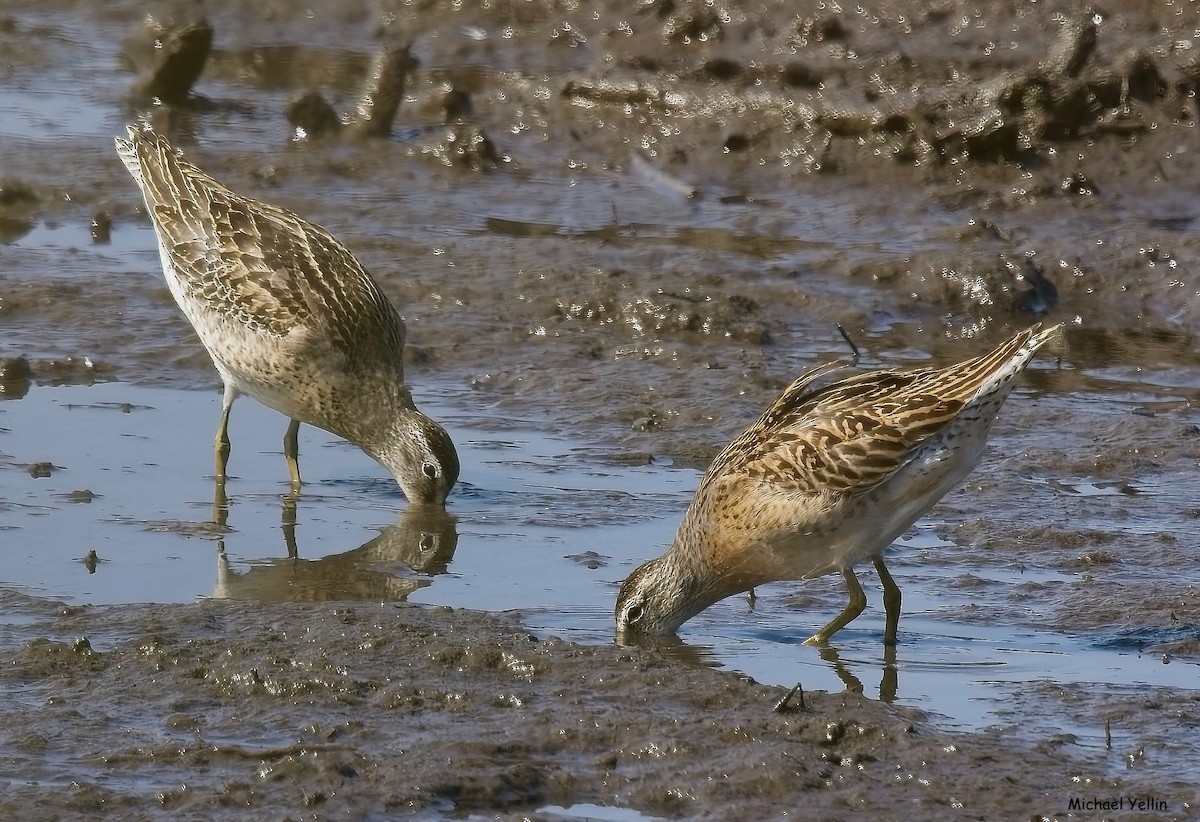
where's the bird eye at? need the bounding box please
[422,462,439,479]
[624,602,644,626]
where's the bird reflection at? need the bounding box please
[210,481,458,603]
[615,628,899,704]
[613,630,724,670]
[816,642,898,704]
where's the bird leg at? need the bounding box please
[214,388,235,480]
[211,474,229,529]
[873,555,902,646]
[804,566,867,645]
[284,419,302,488]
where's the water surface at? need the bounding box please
[2,0,1199,816]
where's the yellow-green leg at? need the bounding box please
[804,566,867,646]
[873,556,902,646]
[284,419,302,488]
[211,474,230,529]
[214,386,235,480]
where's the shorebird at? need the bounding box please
[616,323,1061,644]
[115,126,459,505]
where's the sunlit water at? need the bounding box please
[2,382,1196,771]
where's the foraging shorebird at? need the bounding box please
[115,126,458,504]
[616,323,1061,644]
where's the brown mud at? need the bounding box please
[0,590,1192,821]
[1,0,1199,818]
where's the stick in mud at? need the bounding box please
[836,323,861,362]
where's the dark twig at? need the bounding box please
[774,683,806,714]
[836,323,861,362]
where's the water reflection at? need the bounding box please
[816,643,899,704]
[211,489,459,603]
[615,629,899,703]
[613,629,722,670]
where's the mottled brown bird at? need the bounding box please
[617,323,1061,644]
[116,126,458,504]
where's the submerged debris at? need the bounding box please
[0,356,33,399]
[1013,258,1060,316]
[285,91,342,140]
[27,461,54,478]
[347,44,418,138]
[129,18,213,104]
[80,549,102,573]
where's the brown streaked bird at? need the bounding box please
[616,323,1062,644]
[115,126,458,504]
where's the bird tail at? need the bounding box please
[958,321,1063,405]
[113,125,146,185]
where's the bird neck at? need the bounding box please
[666,506,760,606]
[348,382,420,453]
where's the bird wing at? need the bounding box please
[117,128,406,362]
[722,368,965,495]
[705,324,1050,497]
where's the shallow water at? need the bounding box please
[4,381,1197,775]
[3,0,1200,817]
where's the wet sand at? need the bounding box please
[2,0,1200,818]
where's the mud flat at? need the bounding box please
[0,591,1192,820]
[1,0,1199,818]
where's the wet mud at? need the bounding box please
[2,0,1200,818]
[0,590,1193,821]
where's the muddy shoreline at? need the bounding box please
[0,592,1191,821]
[2,0,1199,818]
